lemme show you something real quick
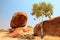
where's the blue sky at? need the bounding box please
[0,0,60,29]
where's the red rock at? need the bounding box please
[34,16,60,37]
[9,27,34,37]
[10,12,28,28]
[24,27,34,34]
[9,27,24,37]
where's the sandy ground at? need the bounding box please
[0,31,34,40]
[0,31,60,40]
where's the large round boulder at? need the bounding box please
[34,16,60,37]
[10,12,28,28]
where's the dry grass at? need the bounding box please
[0,30,60,40]
[34,36,60,40]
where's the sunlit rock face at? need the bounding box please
[34,16,60,37]
[9,12,34,37]
[9,27,34,37]
[10,12,28,28]
[9,27,24,37]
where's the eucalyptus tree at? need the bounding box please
[31,2,53,38]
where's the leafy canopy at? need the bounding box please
[31,2,53,18]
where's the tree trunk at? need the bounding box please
[40,15,44,39]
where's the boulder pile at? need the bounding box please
[9,12,33,37]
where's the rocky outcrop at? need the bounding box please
[9,27,34,37]
[9,12,34,38]
[34,16,60,37]
[10,12,28,28]
[9,27,24,37]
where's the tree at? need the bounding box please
[31,2,53,38]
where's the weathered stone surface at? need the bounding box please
[34,16,60,37]
[24,27,34,35]
[9,27,24,37]
[9,27,34,38]
[10,12,28,28]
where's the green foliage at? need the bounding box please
[31,2,53,19]
[27,25,33,28]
